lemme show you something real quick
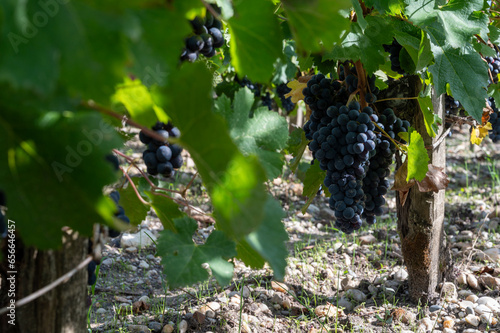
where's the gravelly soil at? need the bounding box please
[87,126,500,333]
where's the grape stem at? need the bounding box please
[372,121,406,154]
[112,150,207,217]
[119,166,151,206]
[201,0,221,20]
[374,96,419,103]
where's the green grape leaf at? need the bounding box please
[301,161,325,213]
[287,128,309,173]
[0,104,122,249]
[272,41,300,85]
[127,5,192,87]
[118,180,151,227]
[351,0,368,31]
[405,0,489,49]
[158,63,267,240]
[473,40,496,57]
[145,191,184,232]
[228,0,283,82]
[244,196,289,281]
[112,78,168,126]
[255,150,285,180]
[393,21,433,72]
[489,25,500,46]
[282,0,350,53]
[405,0,489,122]
[324,16,394,74]
[428,45,488,123]
[418,86,438,138]
[216,88,289,179]
[157,217,237,288]
[407,129,429,182]
[0,2,129,102]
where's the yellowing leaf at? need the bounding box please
[470,122,492,145]
[285,80,308,103]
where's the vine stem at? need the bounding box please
[112,150,206,217]
[354,60,368,109]
[0,256,93,316]
[201,0,221,20]
[374,96,419,103]
[372,121,406,154]
[82,100,167,144]
[119,167,151,206]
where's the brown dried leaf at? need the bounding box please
[416,164,450,193]
[392,160,415,206]
[392,160,415,192]
[477,266,495,275]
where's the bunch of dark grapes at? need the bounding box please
[181,11,224,62]
[302,70,406,232]
[363,109,409,224]
[276,83,295,113]
[486,51,500,85]
[139,122,183,177]
[383,39,405,75]
[235,76,272,110]
[487,97,500,142]
[445,94,462,117]
[0,191,6,238]
[108,190,130,238]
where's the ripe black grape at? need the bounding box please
[139,122,184,177]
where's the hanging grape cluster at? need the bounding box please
[486,51,500,85]
[235,76,272,110]
[276,83,295,113]
[139,122,184,177]
[363,109,409,224]
[383,39,405,75]
[302,67,408,232]
[181,10,224,62]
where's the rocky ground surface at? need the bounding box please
[87,126,500,333]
